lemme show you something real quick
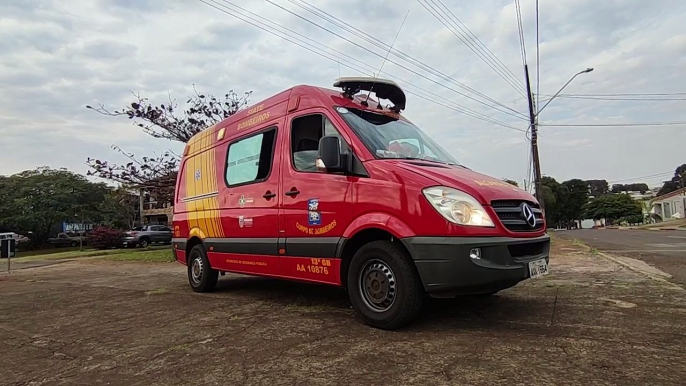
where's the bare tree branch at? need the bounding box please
[86,86,251,201]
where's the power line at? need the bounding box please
[608,171,674,184]
[417,0,528,98]
[290,0,526,118]
[558,92,686,97]
[197,0,526,133]
[433,0,526,90]
[515,0,527,70]
[540,121,686,127]
[206,0,503,127]
[403,89,528,132]
[425,0,526,92]
[265,0,528,120]
[539,95,686,101]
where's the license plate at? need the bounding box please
[528,258,550,279]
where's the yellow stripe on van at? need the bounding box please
[190,152,199,234]
[210,146,224,237]
[184,127,226,239]
[198,132,211,237]
[204,135,217,238]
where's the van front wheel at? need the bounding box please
[188,244,218,292]
[347,240,423,330]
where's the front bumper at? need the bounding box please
[402,234,550,297]
[122,236,138,245]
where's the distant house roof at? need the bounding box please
[652,187,686,202]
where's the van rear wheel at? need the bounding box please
[188,244,218,292]
[347,240,423,330]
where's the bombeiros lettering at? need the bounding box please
[237,111,271,130]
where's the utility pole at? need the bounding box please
[524,64,545,210]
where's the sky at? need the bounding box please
[1,0,685,189]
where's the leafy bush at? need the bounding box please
[89,226,123,249]
[620,214,645,225]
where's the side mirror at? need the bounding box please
[318,136,345,173]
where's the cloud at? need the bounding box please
[0,0,684,190]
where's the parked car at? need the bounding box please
[123,225,173,248]
[48,232,87,247]
[14,234,31,244]
[0,232,30,244]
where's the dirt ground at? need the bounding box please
[1,238,685,386]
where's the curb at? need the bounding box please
[593,251,683,290]
[573,240,683,290]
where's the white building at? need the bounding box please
[651,188,686,221]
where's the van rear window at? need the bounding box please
[225,128,277,186]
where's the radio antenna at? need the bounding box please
[365,10,410,109]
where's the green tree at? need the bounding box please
[612,183,649,194]
[502,178,519,187]
[561,179,589,227]
[541,176,568,227]
[98,188,140,229]
[584,194,642,224]
[586,179,609,197]
[0,168,109,244]
[656,164,686,196]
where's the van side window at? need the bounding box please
[225,128,277,186]
[291,114,349,172]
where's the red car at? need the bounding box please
[172,77,549,329]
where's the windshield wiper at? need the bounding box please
[397,156,452,165]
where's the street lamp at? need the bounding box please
[526,67,593,212]
[537,68,594,115]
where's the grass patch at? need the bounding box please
[96,248,175,263]
[17,246,84,258]
[145,288,168,295]
[15,246,169,262]
[572,238,585,246]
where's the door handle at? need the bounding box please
[263,191,276,199]
[285,189,300,197]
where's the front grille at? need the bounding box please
[491,200,540,209]
[490,200,544,232]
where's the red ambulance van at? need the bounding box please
[172,77,550,329]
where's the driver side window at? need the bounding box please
[291,114,349,172]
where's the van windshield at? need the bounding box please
[336,107,459,165]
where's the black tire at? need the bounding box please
[70,241,78,247]
[139,238,150,248]
[187,244,218,292]
[347,240,424,330]
[163,241,171,245]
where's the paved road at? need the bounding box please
[557,229,686,286]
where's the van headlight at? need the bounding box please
[422,187,494,227]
